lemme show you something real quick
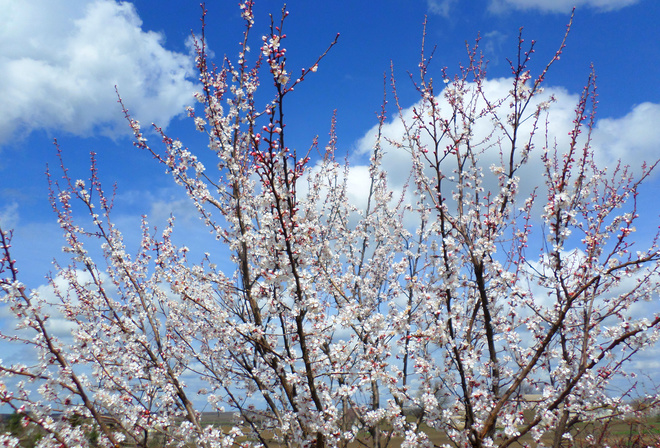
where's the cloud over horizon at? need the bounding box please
[0,0,197,145]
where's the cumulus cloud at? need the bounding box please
[0,0,196,145]
[352,78,660,207]
[592,102,660,171]
[0,269,102,341]
[488,0,639,14]
[31,270,106,338]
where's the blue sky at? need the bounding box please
[0,0,659,366]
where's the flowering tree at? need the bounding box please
[1,3,659,448]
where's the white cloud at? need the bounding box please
[0,0,196,145]
[148,197,200,228]
[32,270,104,338]
[0,269,100,341]
[426,0,459,17]
[488,0,639,14]
[592,102,660,172]
[481,31,508,66]
[0,202,19,230]
[352,78,660,211]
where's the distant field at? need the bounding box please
[2,412,660,447]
